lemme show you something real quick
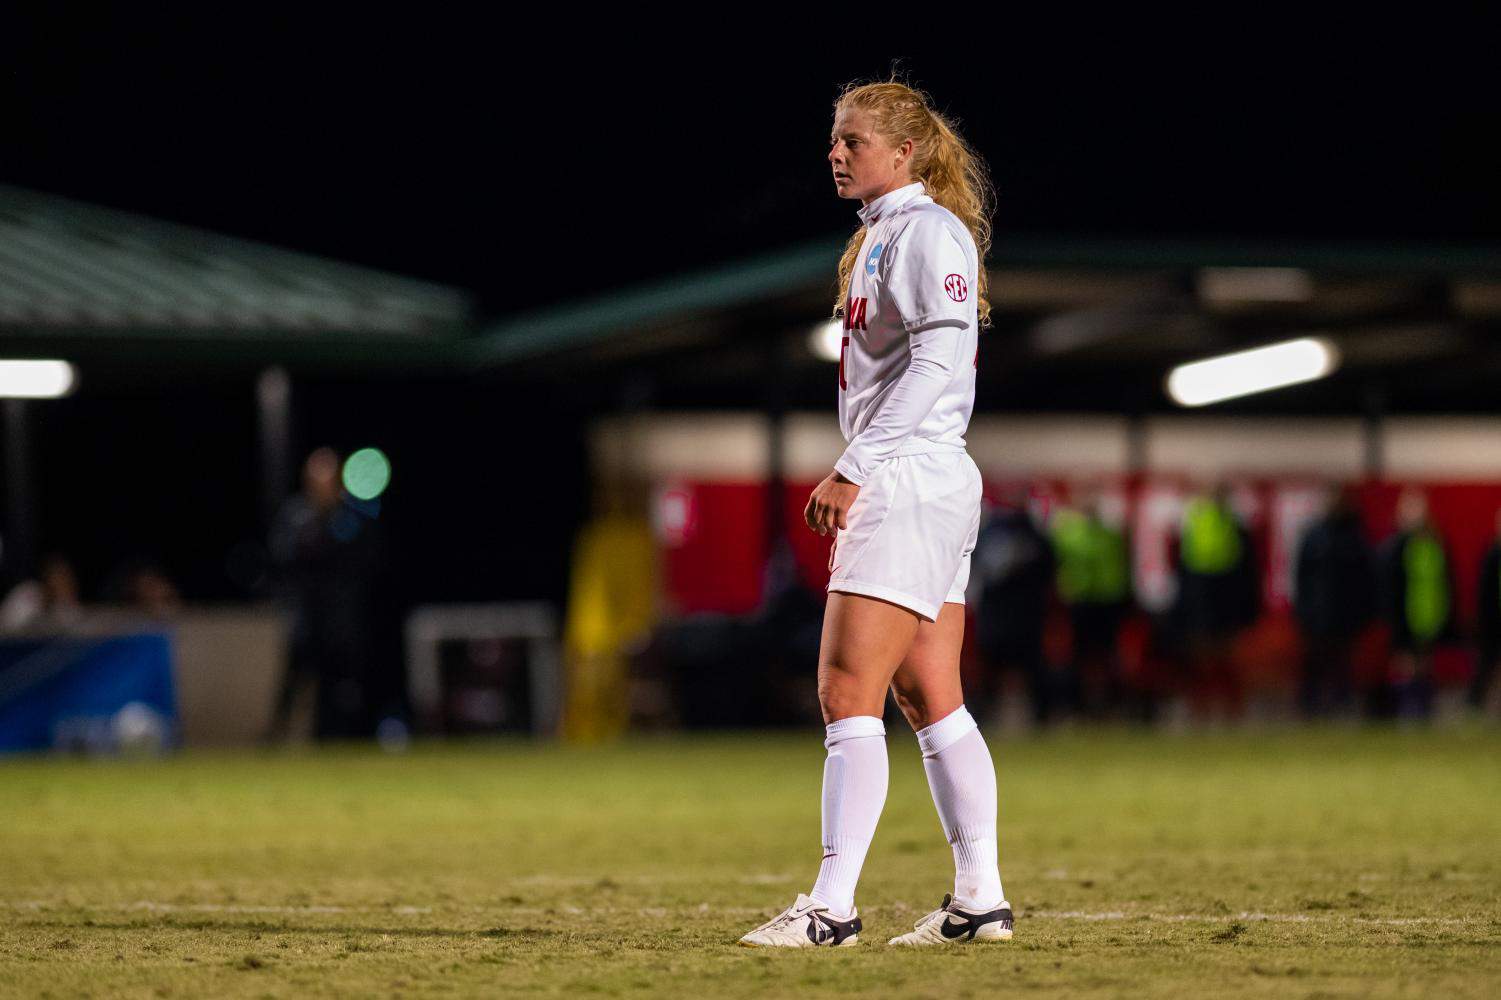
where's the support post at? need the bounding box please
[1363,382,1386,480]
[2,398,35,585]
[763,334,790,574]
[257,367,293,529]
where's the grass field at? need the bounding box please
[2,727,1500,998]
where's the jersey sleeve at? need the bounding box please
[883,212,974,332]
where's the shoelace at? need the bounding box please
[753,900,821,934]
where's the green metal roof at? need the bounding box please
[6,183,1499,371]
[464,237,846,366]
[469,233,1501,366]
[0,185,472,353]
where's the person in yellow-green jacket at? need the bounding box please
[1379,489,1453,719]
[1171,484,1259,720]
[1050,492,1130,718]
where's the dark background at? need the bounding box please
[4,28,1499,607]
[8,37,1500,310]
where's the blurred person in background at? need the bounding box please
[1379,488,1452,719]
[1471,509,1501,716]
[0,553,83,632]
[1293,484,1375,717]
[104,557,182,618]
[266,447,387,741]
[1050,488,1130,719]
[560,473,658,742]
[754,545,828,727]
[1172,484,1258,721]
[969,491,1056,725]
[741,80,1011,949]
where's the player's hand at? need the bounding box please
[804,471,859,536]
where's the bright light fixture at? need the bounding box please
[0,360,76,398]
[807,319,844,363]
[1166,337,1339,407]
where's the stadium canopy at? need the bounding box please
[471,233,1501,369]
[0,185,472,366]
[4,184,1501,411]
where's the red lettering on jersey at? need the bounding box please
[843,296,867,331]
[840,297,866,390]
[944,274,968,302]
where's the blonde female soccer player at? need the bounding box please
[739,81,1012,948]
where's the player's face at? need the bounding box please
[829,107,910,204]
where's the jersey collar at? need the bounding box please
[857,181,926,225]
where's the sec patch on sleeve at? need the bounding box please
[944,274,968,302]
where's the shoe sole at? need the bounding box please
[738,935,860,948]
[887,925,1013,946]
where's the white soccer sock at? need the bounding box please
[809,715,888,917]
[917,705,1006,910]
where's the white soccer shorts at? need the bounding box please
[827,451,982,622]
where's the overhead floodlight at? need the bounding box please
[807,319,844,363]
[0,360,76,398]
[1166,337,1339,407]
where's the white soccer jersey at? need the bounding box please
[834,182,979,487]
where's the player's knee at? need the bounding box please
[817,662,876,722]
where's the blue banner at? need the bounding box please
[0,633,177,753]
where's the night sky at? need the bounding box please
[7,29,1499,317]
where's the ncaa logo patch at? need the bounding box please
[944,273,968,302]
[865,242,884,275]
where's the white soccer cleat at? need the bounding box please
[738,893,862,948]
[887,893,1013,946]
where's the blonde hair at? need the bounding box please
[833,80,995,326]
